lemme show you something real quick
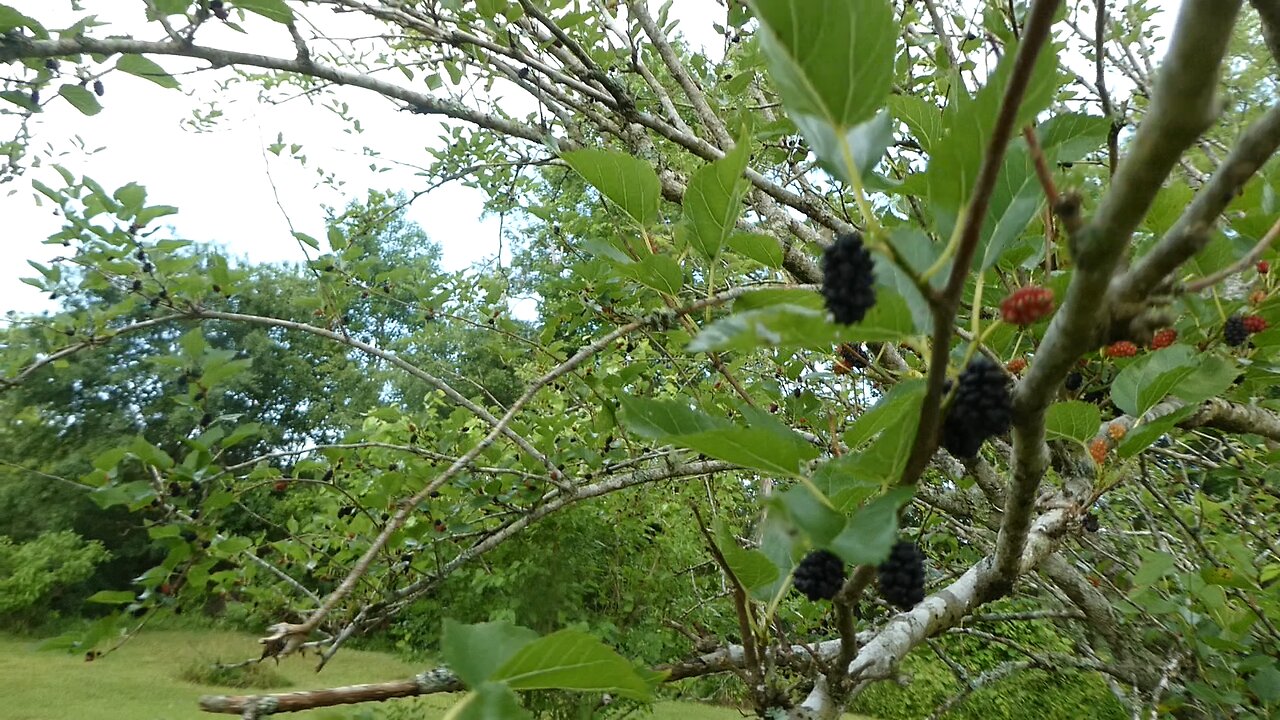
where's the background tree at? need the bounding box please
[2,1,1280,719]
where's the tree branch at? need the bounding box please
[995,0,1243,591]
[1110,104,1280,305]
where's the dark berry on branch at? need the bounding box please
[941,356,1011,458]
[793,549,845,602]
[1224,316,1249,346]
[877,541,925,610]
[821,232,877,325]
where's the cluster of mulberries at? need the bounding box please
[999,286,1055,325]
[793,549,846,601]
[877,541,926,610]
[941,356,1012,458]
[821,232,877,325]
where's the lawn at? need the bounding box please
[0,629,868,719]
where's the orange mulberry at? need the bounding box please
[1089,437,1109,465]
[1107,423,1127,441]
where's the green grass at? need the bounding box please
[0,629,870,720]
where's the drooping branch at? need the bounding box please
[0,36,552,145]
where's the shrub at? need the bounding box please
[0,531,109,627]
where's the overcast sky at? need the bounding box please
[0,1,1174,318]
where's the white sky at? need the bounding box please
[0,1,1175,318]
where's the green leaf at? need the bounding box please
[58,85,102,116]
[1116,406,1197,459]
[681,134,751,260]
[1111,345,1198,417]
[148,0,190,17]
[774,486,845,547]
[223,422,263,448]
[679,426,819,478]
[809,455,881,511]
[451,684,532,720]
[86,590,136,605]
[727,232,783,268]
[1131,551,1176,587]
[0,89,38,112]
[844,380,926,447]
[688,295,913,353]
[0,4,46,37]
[617,397,727,440]
[562,149,661,227]
[891,96,944,154]
[116,55,180,89]
[236,0,294,23]
[749,0,895,128]
[926,45,1059,225]
[441,620,539,687]
[475,0,505,19]
[136,204,179,225]
[113,182,146,217]
[1171,355,1239,406]
[492,630,657,700]
[829,487,914,566]
[615,254,683,295]
[293,232,320,250]
[714,519,780,598]
[794,109,894,184]
[1044,401,1101,445]
[1038,113,1110,163]
[1248,665,1280,703]
[130,436,174,470]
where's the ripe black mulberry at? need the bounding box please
[941,356,1012,458]
[793,549,845,601]
[821,232,877,325]
[1224,315,1249,347]
[877,541,925,610]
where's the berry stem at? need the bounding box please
[837,134,882,239]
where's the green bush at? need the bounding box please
[0,530,109,627]
[849,645,1125,720]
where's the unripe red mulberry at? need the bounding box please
[1258,260,1270,274]
[1103,341,1137,358]
[1000,286,1055,325]
[1150,328,1177,349]
[1005,357,1027,375]
[1242,315,1268,334]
